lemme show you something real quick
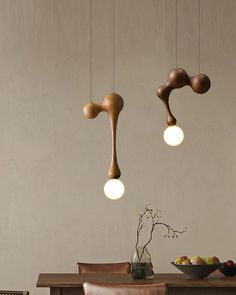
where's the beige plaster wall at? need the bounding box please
[0,0,235,293]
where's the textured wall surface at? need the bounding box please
[0,0,235,293]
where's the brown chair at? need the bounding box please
[83,282,167,295]
[77,262,131,274]
[0,292,29,295]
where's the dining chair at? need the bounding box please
[77,262,131,274]
[83,282,167,295]
[0,291,29,295]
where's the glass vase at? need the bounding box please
[131,246,154,279]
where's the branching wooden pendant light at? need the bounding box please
[83,0,125,200]
[157,0,211,146]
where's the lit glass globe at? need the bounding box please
[104,179,125,200]
[163,125,184,146]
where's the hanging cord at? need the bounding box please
[175,0,178,68]
[198,0,201,73]
[112,0,115,93]
[90,0,93,102]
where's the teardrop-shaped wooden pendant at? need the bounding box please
[83,92,124,179]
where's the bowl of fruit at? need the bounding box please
[219,260,236,276]
[172,256,222,279]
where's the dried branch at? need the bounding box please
[135,205,186,262]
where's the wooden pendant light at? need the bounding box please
[156,68,211,126]
[83,93,124,179]
[157,0,211,128]
[83,0,125,201]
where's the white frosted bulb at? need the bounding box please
[163,126,184,146]
[104,179,125,200]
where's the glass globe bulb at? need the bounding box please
[104,179,125,200]
[163,125,184,146]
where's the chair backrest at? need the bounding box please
[0,291,29,295]
[77,262,131,274]
[83,282,167,295]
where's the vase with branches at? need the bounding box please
[131,205,186,279]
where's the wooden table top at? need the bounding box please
[36,273,236,288]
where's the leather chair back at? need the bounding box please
[77,262,131,274]
[83,282,167,295]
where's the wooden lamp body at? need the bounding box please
[83,93,124,179]
[156,68,211,126]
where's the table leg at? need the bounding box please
[51,288,61,295]
[61,288,83,295]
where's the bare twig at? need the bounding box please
[135,205,187,262]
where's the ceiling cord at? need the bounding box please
[112,0,115,93]
[175,0,178,68]
[198,0,201,73]
[90,0,93,102]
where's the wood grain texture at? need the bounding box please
[36,273,236,288]
[168,287,236,295]
[156,68,211,126]
[50,288,61,295]
[83,93,124,179]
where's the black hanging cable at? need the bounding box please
[90,0,93,102]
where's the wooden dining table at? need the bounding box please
[36,273,236,295]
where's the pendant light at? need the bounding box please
[83,0,125,200]
[163,0,184,147]
[157,0,210,147]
